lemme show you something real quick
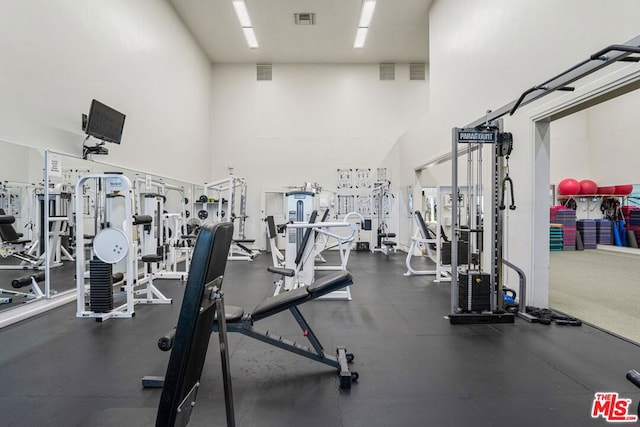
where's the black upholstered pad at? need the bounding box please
[267,266,295,277]
[306,271,353,298]
[0,215,15,225]
[382,241,397,246]
[141,254,163,263]
[216,305,244,323]
[250,287,309,321]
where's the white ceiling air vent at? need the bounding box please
[257,64,272,81]
[294,13,316,25]
[379,63,395,81]
[410,63,426,81]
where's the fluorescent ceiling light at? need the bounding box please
[358,0,376,28]
[242,27,259,48]
[232,1,252,27]
[354,27,368,49]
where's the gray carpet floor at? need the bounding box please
[550,249,640,343]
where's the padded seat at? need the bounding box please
[234,239,255,243]
[215,305,245,323]
[378,233,396,238]
[251,287,309,321]
[267,266,295,277]
[141,254,163,263]
[382,241,397,246]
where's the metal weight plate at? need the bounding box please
[198,210,208,220]
[93,228,129,264]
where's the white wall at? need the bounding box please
[0,0,212,183]
[550,89,640,189]
[586,89,640,186]
[399,0,640,307]
[210,63,429,244]
[550,111,590,186]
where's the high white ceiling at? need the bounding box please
[168,0,432,64]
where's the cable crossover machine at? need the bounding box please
[448,121,535,324]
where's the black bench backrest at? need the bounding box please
[0,208,20,242]
[294,210,318,266]
[320,209,330,222]
[414,210,436,240]
[265,216,277,239]
[156,222,234,427]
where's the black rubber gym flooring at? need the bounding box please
[1,251,639,426]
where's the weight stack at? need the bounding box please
[89,259,114,313]
[458,271,491,312]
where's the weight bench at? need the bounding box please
[404,210,438,276]
[151,270,359,390]
[378,232,397,255]
[7,271,46,301]
[217,270,358,389]
[228,239,259,261]
[155,222,235,426]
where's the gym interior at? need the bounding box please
[1,1,640,426]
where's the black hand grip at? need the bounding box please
[626,370,640,388]
[158,328,176,352]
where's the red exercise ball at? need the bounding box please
[558,178,581,196]
[579,179,598,195]
[614,184,633,196]
[597,186,616,195]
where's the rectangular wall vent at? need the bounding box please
[294,13,316,25]
[379,63,395,81]
[257,64,272,81]
[410,63,426,81]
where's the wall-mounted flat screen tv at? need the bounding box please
[85,99,126,144]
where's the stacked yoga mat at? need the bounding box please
[577,219,597,249]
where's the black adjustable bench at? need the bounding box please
[153,270,359,390]
[220,270,358,388]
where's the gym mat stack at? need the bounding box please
[577,219,597,249]
[595,219,611,245]
[549,224,563,251]
[559,209,576,251]
[623,207,640,244]
[551,207,576,251]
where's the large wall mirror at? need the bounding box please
[0,141,196,325]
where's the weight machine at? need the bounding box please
[273,210,362,301]
[0,182,43,270]
[132,175,192,281]
[448,123,519,324]
[75,173,171,321]
[200,173,259,261]
[369,181,397,255]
